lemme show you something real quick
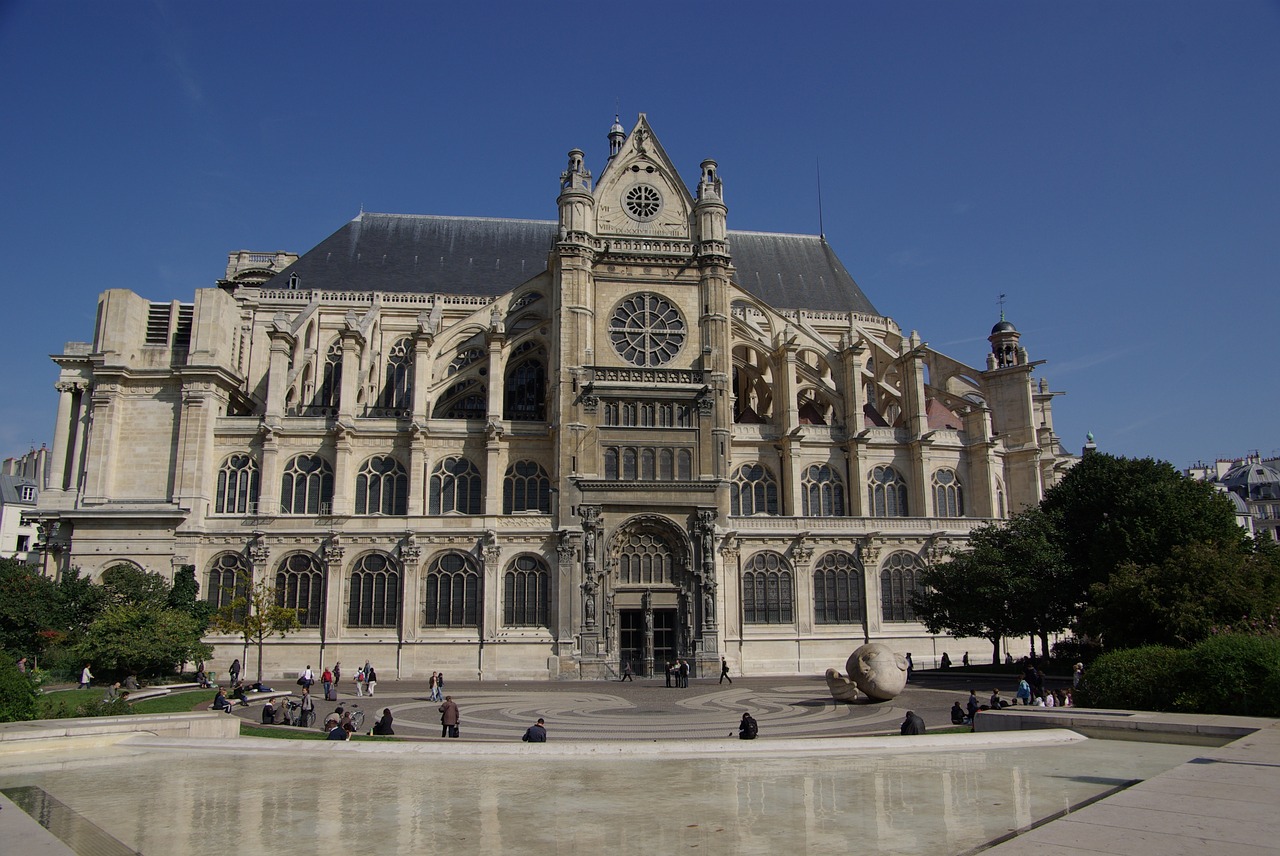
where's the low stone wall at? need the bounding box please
[0,712,239,756]
[973,706,1273,745]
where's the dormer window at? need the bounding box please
[20,485,35,502]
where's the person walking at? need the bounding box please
[79,663,94,689]
[333,661,342,687]
[905,653,914,683]
[521,718,547,742]
[429,671,442,702]
[962,652,970,667]
[354,666,365,697]
[719,657,732,684]
[299,687,315,728]
[619,662,633,682]
[365,664,377,697]
[439,695,460,738]
[321,667,334,701]
[228,659,241,687]
[300,665,315,691]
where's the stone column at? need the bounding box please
[48,381,80,491]
[265,327,295,419]
[578,505,601,657]
[332,425,353,516]
[322,535,345,643]
[258,425,281,516]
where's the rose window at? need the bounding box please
[623,184,662,221]
[609,293,686,367]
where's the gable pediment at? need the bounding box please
[595,116,693,241]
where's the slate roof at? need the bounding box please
[260,213,880,315]
[0,474,37,506]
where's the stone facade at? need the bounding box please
[33,116,1074,680]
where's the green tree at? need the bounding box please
[53,566,107,637]
[1083,539,1280,648]
[0,650,40,722]
[100,564,171,610]
[77,603,213,678]
[168,564,214,629]
[913,509,1071,664]
[0,558,63,655]
[210,571,300,682]
[1040,453,1245,605]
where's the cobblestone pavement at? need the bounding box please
[233,670,1047,742]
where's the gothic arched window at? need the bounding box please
[280,454,334,515]
[503,460,551,514]
[429,457,482,515]
[742,552,794,624]
[504,341,546,421]
[868,465,908,518]
[932,468,964,518]
[617,529,674,586]
[348,552,399,628]
[813,551,863,624]
[880,551,924,622]
[802,463,845,517]
[206,553,249,621]
[356,456,409,516]
[447,347,483,376]
[503,555,549,627]
[215,453,259,514]
[424,552,479,627]
[276,553,323,627]
[432,379,486,419]
[314,340,342,411]
[731,463,779,516]
[376,336,413,413]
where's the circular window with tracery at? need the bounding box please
[609,292,686,367]
[623,184,662,222]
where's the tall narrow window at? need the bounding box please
[503,460,551,514]
[880,551,923,622]
[429,457,482,515]
[503,341,546,421]
[813,552,862,624]
[376,336,413,413]
[276,553,323,627]
[731,463,779,516]
[314,340,342,412]
[503,555,549,627]
[424,552,479,627]
[868,465,908,518]
[618,529,674,585]
[215,454,259,514]
[932,469,964,518]
[741,552,793,624]
[355,456,409,515]
[206,553,249,621]
[348,552,399,627]
[280,454,334,515]
[802,463,845,517]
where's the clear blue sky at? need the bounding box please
[2,1,1277,469]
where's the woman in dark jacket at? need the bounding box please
[372,708,394,735]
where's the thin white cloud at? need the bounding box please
[151,0,203,104]
[1049,347,1135,376]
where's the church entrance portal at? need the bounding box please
[619,608,678,677]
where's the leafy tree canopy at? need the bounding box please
[1083,539,1280,649]
[100,564,171,610]
[0,559,61,654]
[76,603,213,678]
[1041,453,1244,600]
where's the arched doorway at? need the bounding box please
[605,515,695,677]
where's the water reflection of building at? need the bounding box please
[32,115,1075,680]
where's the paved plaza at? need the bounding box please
[235,669,1024,740]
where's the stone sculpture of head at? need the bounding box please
[846,643,908,700]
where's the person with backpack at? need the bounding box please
[738,712,758,739]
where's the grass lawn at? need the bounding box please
[130,690,210,715]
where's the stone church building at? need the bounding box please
[35,116,1074,680]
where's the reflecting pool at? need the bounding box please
[0,736,1201,856]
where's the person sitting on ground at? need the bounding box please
[522,717,547,742]
[990,688,1005,709]
[738,712,759,740]
[212,688,233,713]
[261,699,277,725]
[1032,692,1046,707]
[900,710,926,735]
[123,673,140,691]
[372,708,395,736]
[230,681,250,706]
[327,720,349,741]
[104,681,122,702]
[950,701,967,725]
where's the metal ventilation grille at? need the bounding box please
[145,303,171,345]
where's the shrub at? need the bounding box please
[0,651,40,722]
[1174,633,1280,717]
[1050,635,1103,667]
[1077,645,1188,711]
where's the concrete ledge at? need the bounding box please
[974,706,1274,745]
[125,727,1087,758]
[0,792,77,856]
[0,712,240,756]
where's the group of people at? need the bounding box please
[665,659,691,687]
